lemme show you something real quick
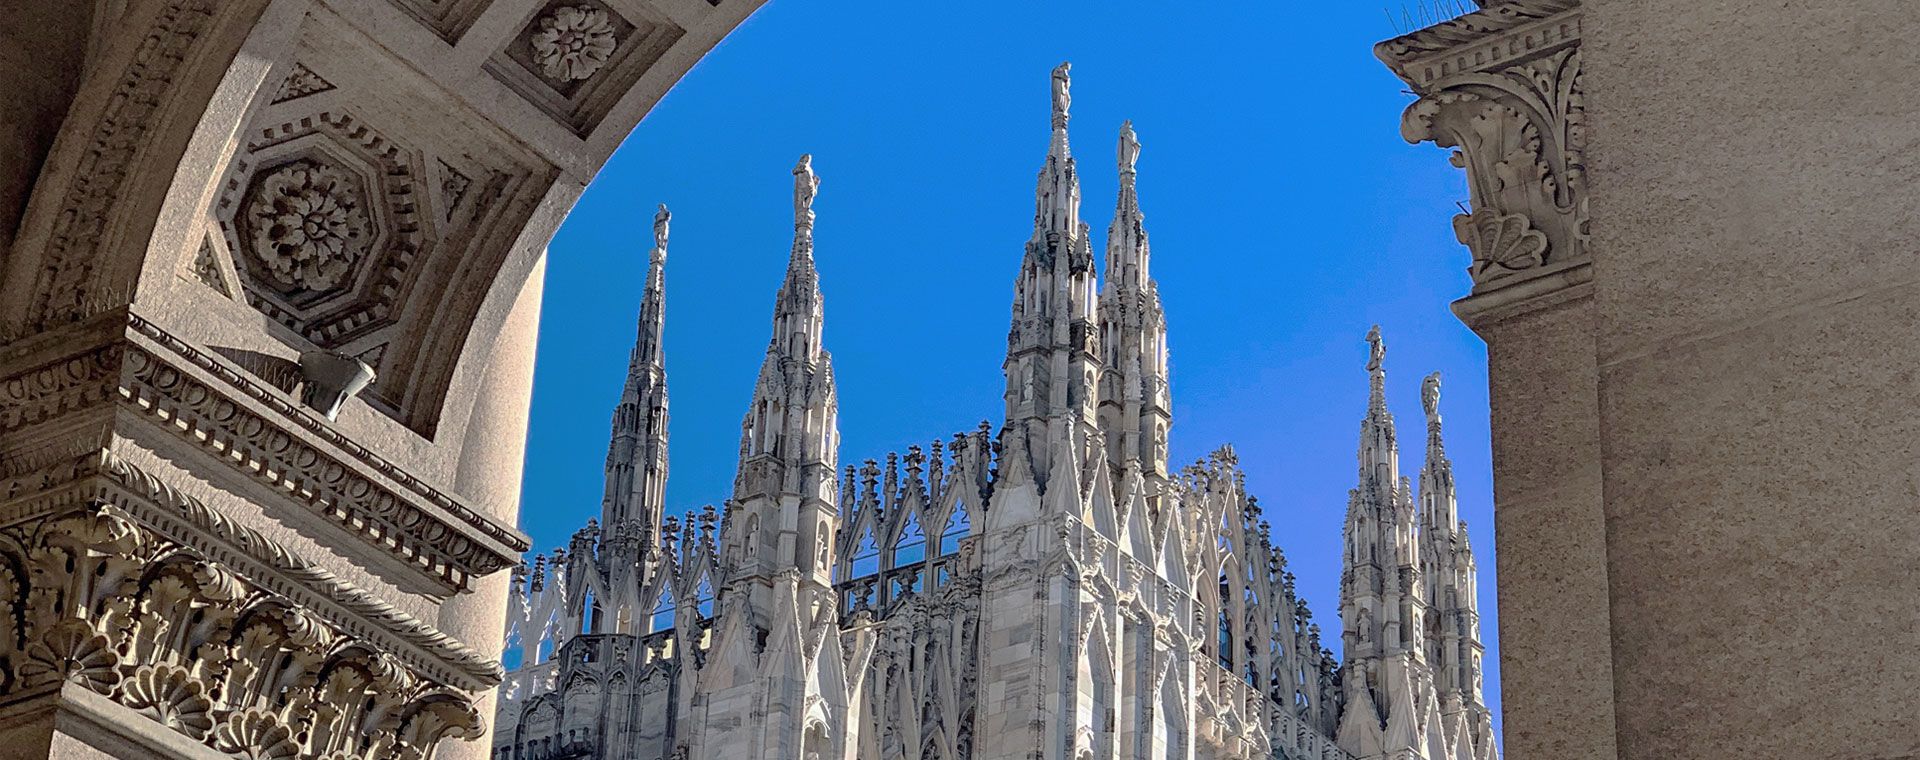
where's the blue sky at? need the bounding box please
[519,0,1492,738]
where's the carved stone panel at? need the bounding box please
[487,1,686,136]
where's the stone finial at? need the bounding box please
[1118,120,1140,176]
[652,203,670,262]
[298,349,375,420]
[1050,61,1072,130]
[793,154,820,230]
[1366,325,1385,372]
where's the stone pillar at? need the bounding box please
[1376,3,1618,759]
[1383,1,1920,758]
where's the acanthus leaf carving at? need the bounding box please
[1402,45,1588,290]
[122,662,218,739]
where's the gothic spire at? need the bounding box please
[1107,120,1147,291]
[1339,325,1436,760]
[1029,62,1087,261]
[601,203,673,533]
[1418,371,1457,533]
[1415,370,1493,743]
[1097,120,1171,474]
[727,155,839,586]
[1359,325,1399,501]
[1003,64,1099,496]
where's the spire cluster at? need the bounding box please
[1340,327,1496,760]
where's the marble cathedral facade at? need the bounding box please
[492,66,1495,760]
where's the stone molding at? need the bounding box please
[25,0,218,330]
[0,449,503,691]
[0,498,487,759]
[1375,0,1580,87]
[123,314,529,585]
[0,313,529,593]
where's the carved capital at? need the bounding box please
[1384,2,1589,324]
[1402,47,1587,294]
[0,503,486,759]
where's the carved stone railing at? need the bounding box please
[1377,0,1588,324]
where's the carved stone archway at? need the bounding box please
[0,1,766,758]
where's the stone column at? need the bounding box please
[1377,3,1618,759]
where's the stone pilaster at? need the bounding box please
[1376,4,1614,760]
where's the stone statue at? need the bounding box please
[793,154,820,228]
[1050,61,1071,127]
[652,203,670,259]
[1366,325,1385,372]
[1422,372,1442,418]
[1119,120,1140,175]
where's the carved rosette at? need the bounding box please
[529,6,619,81]
[0,506,485,759]
[1393,19,1587,293]
[244,159,374,292]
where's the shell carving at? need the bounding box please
[1453,209,1548,282]
[213,709,303,760]
[122,663,217,739]
[19,617,120,693]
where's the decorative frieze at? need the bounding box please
[0,315,529,592]
[121,317,526,588]
[0,497,487,759]
[27,0,217,329]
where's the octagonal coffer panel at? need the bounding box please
[217,113,433,350]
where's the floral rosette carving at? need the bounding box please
[530,5,618,81]
[245,159,372,292]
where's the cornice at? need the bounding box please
[1450,261,1594,329]
[1,313,531,591]
[1375,0,1581,91]
[0,450,504,691]
[121,314,529,587]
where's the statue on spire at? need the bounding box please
[1118,120,1140,176]
[1050,61,1071,130]
[1422,372,1442,419]
[652,203,671,260]
[794,154,820,230]
[1366,325,1385,372]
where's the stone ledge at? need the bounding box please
[0,450,505,690]
[0,309,531,592]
